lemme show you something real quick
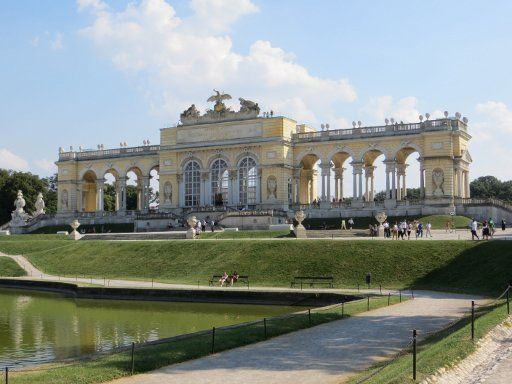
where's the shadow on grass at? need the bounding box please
[410,241,512,296]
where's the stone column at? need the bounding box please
[200,171,209,206]
[391,162,397,200]
[396,164,407,200]
[334,175,339,200]
[464,171,470,198]
[418,159,425,198]
[321,173,326,201]
[352,170,357,199]
[385,164,391,199]
[358,170,363,200]
[457,168,463,197]
[177,174,184,207]
[364,166,375,201]
[141,176,150,212]
[309,174,314,203]
[117,177,127,212]
[96,179,105,212]
[257,169,262,204]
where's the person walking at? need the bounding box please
[348,218,354,230]
[471,218,479,240]
[502,219,507,231]
[426,222,432,238]
[489,218,495,237]
[407,222,413,239]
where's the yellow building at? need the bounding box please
[55,93,472,223]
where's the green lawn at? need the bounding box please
[8,295,403,384]
[0,257,26,277]
[199,229,292,239]
[0,237,510,295]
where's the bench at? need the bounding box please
[291,276,334,289]
[208,275,249,288]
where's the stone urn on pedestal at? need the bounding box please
[293,210,307,239]
[186,216,198,239]
[375,211,387,237]
[68,219,82,240]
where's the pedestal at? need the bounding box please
[68,230,82,241]
[187,228,197,239]
[294,225,307,239]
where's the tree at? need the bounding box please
[0,170,53,224]
[103,184,116,212]
[126,185,138,210]
[470,176,512,202]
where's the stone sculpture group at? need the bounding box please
[10,190,46,227]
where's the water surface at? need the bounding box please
[0,288,296,367]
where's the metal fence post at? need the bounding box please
[399,290,402,303]
[379,284,382,295]
[367,296,370,311]
[411,289,414,299]
[308,309,312,326]
[130,342,135,375]
[211,327,216,354]
[412,329,417,381]
[264,318,267,339]
[341,301,344,318]
[471,300,475,341]
[507,286,510,315]
[388,292,391,306]
[357,283,360,292]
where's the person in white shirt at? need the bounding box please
[471,219,479,240]
[425,222,432,238]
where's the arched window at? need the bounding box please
[210,159,228,206]
[238,156,257,205]
[184,161,200,207]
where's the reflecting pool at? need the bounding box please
[0,288,296,367]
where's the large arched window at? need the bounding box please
[211,159,228,206]
[238,156,258,205]
[184,161,200,207]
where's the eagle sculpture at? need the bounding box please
[207,89,232,103]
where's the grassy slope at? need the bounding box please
[0,257,26,277]
[200,229,291,239]
[0,236,511,295]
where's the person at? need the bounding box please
[482,220,490,240]
[392,222,398,240]
[418,222,424,238]
[471,218,479,240]
[502,219,507,231]
[400,220,408,240]
[210,219,215,232]
[425,222,432,238]
[219,272,229,287]
[407,222,413,240]
[369,224,375,237]
[383,221,390,238]
[341,219,347,230]
[489,218,495,237]
[348,218,354,230]
[445,221,450,233]
[230,271,239,287]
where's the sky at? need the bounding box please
[0,0,511,193]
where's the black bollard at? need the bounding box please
[412,329,417,380]
[130,342,135,375]
[471,301,475,341]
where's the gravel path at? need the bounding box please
[105,291,483,384]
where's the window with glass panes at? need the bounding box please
[238,156,257,205]
[184,161,200,207]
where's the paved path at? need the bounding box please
[105,291,485,384]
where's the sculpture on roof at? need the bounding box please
[179,91,261,125]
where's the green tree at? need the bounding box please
[470,176,512,202]
[0,170,50,224]
[41,174,58,214]
[103,184,116,212]
[126,185,138,210]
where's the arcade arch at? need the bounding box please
[81,170,97,212]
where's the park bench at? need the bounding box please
[291,276,334,289]
[208,275,249,288]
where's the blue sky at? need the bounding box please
[0,0,511,188]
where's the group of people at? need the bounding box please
[469,218,506,240]
[381,220,432,239]
[219,271,239,287]
[191,218,216,234]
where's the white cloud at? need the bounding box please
[363,95,420,124]
[468,101,512,180]
[51,33,64,50]
[31,36,40,47]
[78,0,356,125]
[34,159,57,175]
[0,149,30,171]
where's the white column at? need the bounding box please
[403,174,407,199]
[352,171,357,198]
[457,169,463,197]
[391,164,397,200]
[358,171,363,200]
[321,173,326,201]
[178,175,184,207]
[326,169,331,201]
[464,171,470,198]
[419,161,425,198]
[334,177,339,200]
[96,180,104,211]
[385,166,390,199]
[370,175,375,200]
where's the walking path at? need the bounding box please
[102,291,484,384]
[0,253,493,384]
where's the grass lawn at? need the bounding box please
[199,229,292,239]
[0,257,26,277]
[0,236,511,295]
[347,301,510,383]
[8,295,403,384]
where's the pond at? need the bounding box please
[0,288,297,367]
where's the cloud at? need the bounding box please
[34,159,57,175]
[51,33,64,50]
[468,101,512,180]
[31,36,40,47]
[363,95,421,124]
[0,149,30,171]
[78,0,356,125]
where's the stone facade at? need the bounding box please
[55,96,472,218]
